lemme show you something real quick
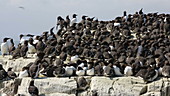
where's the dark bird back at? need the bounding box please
[28,80,39,96]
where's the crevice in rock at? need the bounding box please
[160,78,165,96]
[139,85,147,95]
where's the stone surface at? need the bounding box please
[0,56,36,72]
[43,93,76,96]
[90,77,116,96]
[0,80,15,96]
[90,76,147,96]
[17,77,77,95]
[147,79,163,92]
[141,92,161,96]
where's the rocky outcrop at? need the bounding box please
[1,76,170,96]
[16,77,77,96]
[1,57,170,96]
[90,77,147,96]
[0,56,36,72]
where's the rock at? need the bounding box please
[112,77,147,96]
[90,76,114,96]
[17,77,77,95]
[41,93,76,96]
[161,79,170,96]
[90,76,147,96]
[141,92,161,96]
[0,56,36,72]
[0,80,15,96]
[78,91,89,96]
[147,79,163,92]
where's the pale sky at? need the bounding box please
[0,0,170,41]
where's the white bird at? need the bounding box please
[28,43,36,54]
[158,67,162,76]
[78,63,84,68]
[86,68,95,76]
[20,34,31,45]
[86,64,95,76]
[83,66,88,71]
[1,38,10,56]
[109,45,114,50]
[33,36,39,45]
[124,66,133,76]
[18,67,29,78]
[7,38,12,49]
[64,66,74,76]
[113,65,123,76]
[70,14,77,26]
[103,65,107,70]
[137,45,143,57]
[76,67,85,76]
[114,22,120,27]
[71,55,79,62]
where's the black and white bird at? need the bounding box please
[65,15,70,28]
[29,59,41,78]
[8,39,16,55]
[70,14,77,26]
[124,65,133,76]
[113,65,123,76]
[80,15,88,24]
[76,67,85,76]
[86,63,95,76]
[18,67,29,78]
[28,38,36,54]
[1,38,10,56]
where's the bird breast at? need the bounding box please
[86,68,95,76]
[113,65,123,76]
[76,70,85,76]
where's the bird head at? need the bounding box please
[3,38,10,42]
[57,16,63,21]
[66,15,70,19]
[82,15,88,20]
[8,67,13,71]
[73,14,77,18]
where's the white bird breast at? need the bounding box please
[18,70,29,78]
[1,42,9,55]
[86,68,95,76]
[113,65,123,76]
[65,67,74,76]
[28,44,36,53]
[76,70,85,76]
[124,66,133,76]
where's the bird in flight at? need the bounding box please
[19,6,25,10]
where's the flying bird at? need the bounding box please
[19,6,25,10]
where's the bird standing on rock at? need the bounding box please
[7,67,17,79]
[20,40,28,58]
[70,14,77,26]
[0,64,8,80]
[1,38,10,56]
[8,39,16,55]
[28,80,39,96]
